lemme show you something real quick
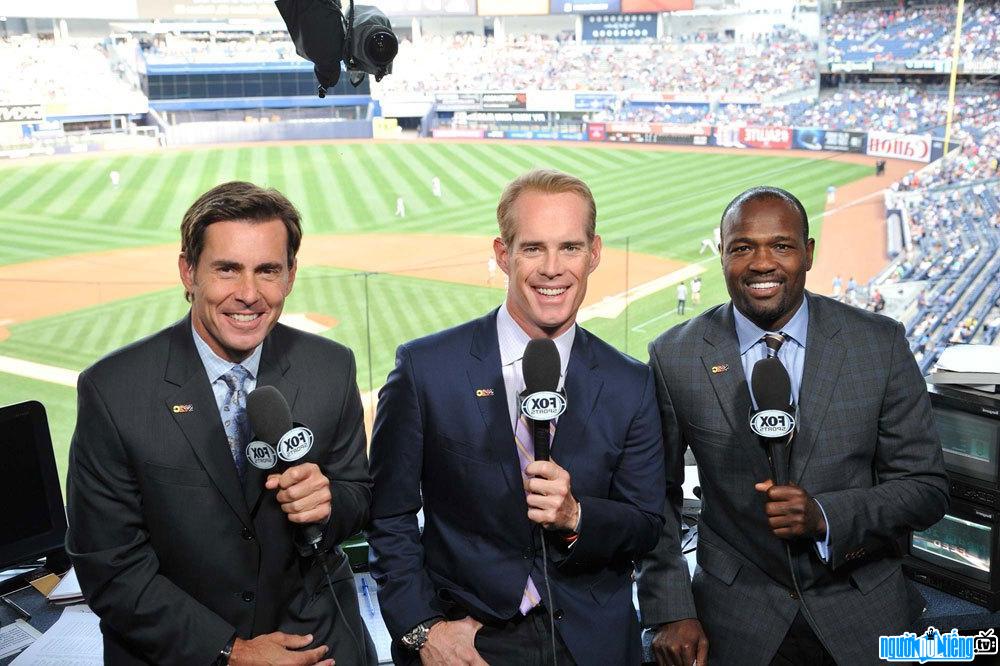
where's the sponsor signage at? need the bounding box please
[138,0,279,18]
[480,92,527,110]
[750,410,795,438]
[605,121,708,136]
[587,123,607,141]
[552,0,622,12]
[622,0,692,10]
[458,111,548,124]
[866,130,932,163]
[377,0,477,16]
[435,93,481,111]
[792,128,866,153]
[582,12,658,41]
[277,426,314,463]
[0,104,44,123]
[245,441,278,470]
[574,93,619,111]
[739,126,792,150]
[432,128,485,139]
[478,0,548,15]
[829,60,874,73]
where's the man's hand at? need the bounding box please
[754,479,827,540]
[523,460,580,531]
[266,463,332,525]
[230,632,333,665]
[419,617,487,666]
[651,619,709,666]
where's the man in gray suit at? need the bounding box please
[637,186,949,665]
[67,182,374,665]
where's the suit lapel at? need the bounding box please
[467,312,522,494]
[245,325,300,511]
[702,305,773,484]
[552,327,601,475]
[163,317,251,528]
[790,293,846,483]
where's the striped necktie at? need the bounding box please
[513,411,555,614]
[762,332,786,359]
[221,365,251,484]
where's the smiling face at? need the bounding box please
[721,197,814,331]
[494,190,602,339]
[179,219,296,362]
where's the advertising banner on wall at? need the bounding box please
[587,123,607,141]
[480,92,528,110]
[435,93,481,111]
[792,128,866,153]
[866,130,932,163]
[0,104,44,123]
[551,0,621,13]
[738,126,792,150]
[138,0,279,18]
[478,0,548,15]
[432,128,485,139]
[621,0,692,11]
[377,0,477,16]
[574,93,619,111]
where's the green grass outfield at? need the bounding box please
[0,142,871,484]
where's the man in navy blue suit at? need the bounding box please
[368,169,666,666]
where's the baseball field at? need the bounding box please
[0,141,873,483]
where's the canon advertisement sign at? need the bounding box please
[0,104,43,123]
[866,131,932,163]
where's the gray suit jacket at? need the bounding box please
[66,317,375,665]
[637,292,949,665]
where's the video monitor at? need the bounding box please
[911,513,993,583]
[0,401,67,573]
[934,406,1000,485]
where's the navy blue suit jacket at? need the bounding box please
[368,310,666,665]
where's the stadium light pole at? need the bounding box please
[943,0,966,155]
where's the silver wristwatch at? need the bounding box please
[401,618,443,651]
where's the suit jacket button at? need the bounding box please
[522,548,532,559]
[553,609,564,620]
[241,528,254,541]
[789,591,799,600]
[242,591,255,603]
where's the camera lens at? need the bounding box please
[364,29,398,66]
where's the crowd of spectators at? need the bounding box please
[825,1,1000,65]
[374,31,817,97]
[0,36,144,113]
[139,32,297,64]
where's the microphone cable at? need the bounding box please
[311,540,368,666]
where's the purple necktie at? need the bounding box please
[513,412,555,614]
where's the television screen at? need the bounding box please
[911,514,992,583]
[934,406,1000,484]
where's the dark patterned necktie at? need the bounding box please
[762,332,786,359]
[221,365,251,484]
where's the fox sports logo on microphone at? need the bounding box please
[520,391,567,420]
[277,426,314,462]
[750,410,795,437]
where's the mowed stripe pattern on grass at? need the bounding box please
[0,143,870,478]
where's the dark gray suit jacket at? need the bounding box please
[637,292,949,665]
[66,317,375,665]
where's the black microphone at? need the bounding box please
[749,357,795,487]
[246,385,323,549]
[520,338,563,461]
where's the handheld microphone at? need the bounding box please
[246,386,323,548]
[520,338,564,461]
[749,357,795,487]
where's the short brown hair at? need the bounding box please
[180,181,302,301]
[496,169,597,248]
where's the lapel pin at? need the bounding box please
[475,388,495,397]
[710,364,729,374]
[171,404,195,413]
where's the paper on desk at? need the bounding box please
[46,569,82,603]
[935,344,1000,374]
[0,620,42,659]
[10,605,101,665]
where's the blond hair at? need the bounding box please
[496,169,596,247]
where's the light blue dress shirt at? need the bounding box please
[191,324,262,421]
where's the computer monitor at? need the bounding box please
[928,384,1000,508]
[0,401,69,588]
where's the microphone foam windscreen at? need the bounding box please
[246,385,293,445]
[751,357,792,411]
[523,338,561,393]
